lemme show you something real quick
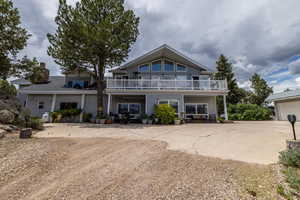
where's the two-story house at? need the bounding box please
[13,44,229,122]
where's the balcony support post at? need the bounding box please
[223,94,228,120]
[107,93,111,115]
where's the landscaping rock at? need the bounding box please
[20,128,32,139]
[286,139,300,150]
[0,110,15,124]
[0,129,5,139]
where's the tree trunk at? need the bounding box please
[96,60,105,117]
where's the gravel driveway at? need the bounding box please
[36,121,298,164]
[0,134,280,200]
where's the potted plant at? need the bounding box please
[174,117,181,125]
[105,115,113,124]
[148,115,154,124]
[96,113,106,124]
[141,113,148,124]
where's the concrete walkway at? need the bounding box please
[36,121,300,164]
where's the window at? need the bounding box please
[139,64,150,72]
[60,102,78,110]
[176,64,186,72]
[185,104,208,115]
[118,103,141,114]
[158,100,179,113]
[38,101,44,110]
[164,61,174,72]
[152,61,161,72]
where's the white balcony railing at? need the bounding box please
[106,79,227,91]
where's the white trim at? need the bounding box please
[145,95,148,114]
[79,94,86,122]
[151,59,162,72]
[223,95,228,120]
[158,99,179,113]
[51,94,57,112]
[184,103,209,117]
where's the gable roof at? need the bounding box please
[267,89,300,102]
[113,44,211,72]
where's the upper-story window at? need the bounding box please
[152,60,161,72]
[139,64,150,72]
[164,61,174,72]
[176,64,186,72]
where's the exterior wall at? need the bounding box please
[84,94,108,117]
[54,94,82,111]
[26,94,53,117]
[184,96,217,115]
[275,99,300,121]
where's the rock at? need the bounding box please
[0,110,15,124]
[0,129,5,139]
[20,128,32,139]
[0,124,13,132]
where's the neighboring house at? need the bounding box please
[12,44,229,122]
[267,89,300,121]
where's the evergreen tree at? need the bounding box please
[214,55,241,114]
[48,0,139,116]
[0,0,36,79]
[249,73,273,105]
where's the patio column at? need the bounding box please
[107,93,111,115]
[223,94,228,120]
[79,94,86,122]
[51,94,57,112]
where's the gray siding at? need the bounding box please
[26,94,53,117]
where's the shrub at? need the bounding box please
[279,150,300,168]
[154,104,176,125]
[0,79,17,96]
[83,113,92,122]
[28,117,44,130]
[282,167,300,192]
[51,108,82,122]
[228,104,272,121]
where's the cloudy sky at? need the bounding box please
[13,0,300,92]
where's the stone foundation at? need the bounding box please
[286,140,300,150]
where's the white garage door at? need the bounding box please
[277,100,300,121]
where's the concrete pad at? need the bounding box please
[36,121,300,164]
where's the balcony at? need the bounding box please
[106,79,228,92]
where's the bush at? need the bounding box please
[28,117,44,130]
[228,104,272,121]
[51,109,82,122]
[282,167,300,192]
[154,104,176,125]
[83,113,92,122]
[0,79,17,96]
[279,150,300,168]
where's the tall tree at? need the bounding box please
[0,0,35,79]
[249,73,273,105]
[48,0,139,116]
[214,55,242,113]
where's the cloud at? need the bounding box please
[288,58,300,74]
[11,0,300,87]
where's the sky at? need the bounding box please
[13,0,300,93]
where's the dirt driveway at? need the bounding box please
[36,121,298,164]
[0,134,279,200]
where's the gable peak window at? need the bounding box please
[152,60,161,72]
[139,64,150,72]
[164,60,174,72]
[177,64,186,72]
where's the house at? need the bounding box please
[267,89,300,121]
[12,44,229,122]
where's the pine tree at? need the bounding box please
[48,0,139,116]
[249,73,273,105]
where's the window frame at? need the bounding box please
[151,60,162,72]
[138,64,150,72]
[184,103,209,116]
[176,64,187,72]
[37,101,44,110]
[158,99,179,114]
[164,60,175,72]
[117,103,141,115]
